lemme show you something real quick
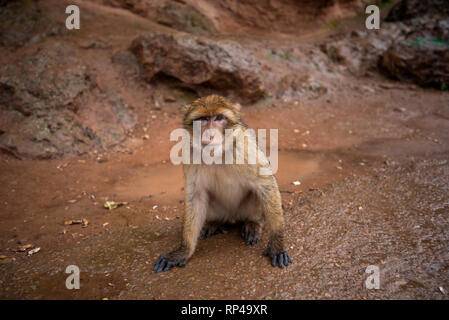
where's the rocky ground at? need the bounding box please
[0,0,448,299]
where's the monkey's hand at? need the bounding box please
[263,247,292,269]
[153,251,187,273]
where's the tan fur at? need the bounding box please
[154,95,291,272]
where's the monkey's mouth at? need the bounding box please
[200,143,224,158]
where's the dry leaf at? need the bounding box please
[28,247,40,256]
[64,219,88,227]
[104,201,128,210]
[65,219,82,225]
[16,244,33,252]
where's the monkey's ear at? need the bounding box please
[233,103,242,112]
[182,104,190,112]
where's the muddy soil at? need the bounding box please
[1,0,449,300]
[1,87,448,299]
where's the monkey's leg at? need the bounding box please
[154,191,207,273]
[200,221,228,239]
[241,221,262,246]
[239,192,263,245]
[259,184,292,268]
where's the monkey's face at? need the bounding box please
[197,114,227,147]
[183,95,242,149]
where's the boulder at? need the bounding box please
[155,1,217,35]
[0,44,136,159]
[96,0,364,36]
[380,21,449,88]
[319,23,407,76]
[130,32,265,103]
[98,0,216,35]
[0,0,62,48]
[386,0,449,22]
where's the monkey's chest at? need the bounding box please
[201,168,249,212]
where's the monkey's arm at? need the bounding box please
[154,177,207,272]
[259,178,292,268]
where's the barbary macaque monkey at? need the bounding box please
[154,95,292,272]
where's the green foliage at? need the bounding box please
[18,0,34,10]
[264,49,294,62]
[172,88,199,104]
[376,0,393,9]
[279,51,292,61]
[402,37,449,48]
[326,20,340,29]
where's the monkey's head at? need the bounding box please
[183,95,243,147]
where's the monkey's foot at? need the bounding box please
[263,248,292,268]
[153,254,187,273]
[200,222,228,239]
[241,222,261,245]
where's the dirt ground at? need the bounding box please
[1,86,448,299]
[1,0,449,300]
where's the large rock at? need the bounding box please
[96,0,365,36]
[319,23,409,76]
[380,21,449,88]
[386,0,449,22]
[0,44,136,159]
[97,0,216,35]
[0,0,62,48]
[155,1,217,35]
[130,32,265,103]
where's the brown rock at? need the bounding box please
[386,0,449,22]
[98,0,216,35]
[0,0,62,48]
[320,23,406,76]
[130,32,265,103]
[0,44,136,159]
[155,1,217,35]
[98,0,363,36]
[380,22,449,88]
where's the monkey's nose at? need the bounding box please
[202,134,221,146]
[202,136,214,145]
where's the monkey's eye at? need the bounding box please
[196,116,209,121]
[215,114,225,121]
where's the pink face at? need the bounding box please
[198,114,228,146]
